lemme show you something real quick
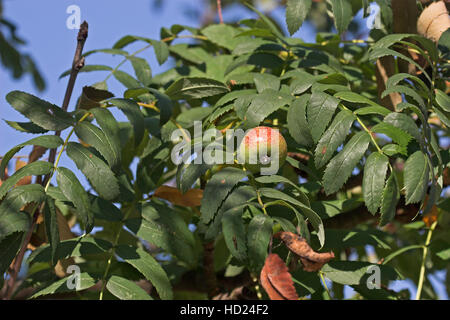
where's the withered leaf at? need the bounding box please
[277,231,334,272]
[260,253,298,300]
[154,185,203,207]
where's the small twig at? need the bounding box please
[4,21,89,300]
[47,21,89,170]
[217,0,224,24]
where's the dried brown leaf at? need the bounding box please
[154,185,203,207]
[260,253,298,300]
[277,231,335,272]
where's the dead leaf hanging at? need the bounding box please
[276,231,335,272]
[260,253,299,300]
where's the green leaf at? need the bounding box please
[113,70,141,89]
[166,77,229,100]
[259,188,324,247]
[386,73,428,93]
[108,99,145,146]
[255,174,309,206]
[31,272,98,298]
[323,131,370,195]
[90,107,122,169]
[147,88,173,126]
[0,161,53,200]
[330,0,353,34]
[176,107,213,128]
[106,275,152,300]
[128,56,152,86]
[379,173,400,226]
[253,73,280,93]
[115,245,173,300]
[363,152,389,214]
[287,94,313,146]
[0,135,63,179]
[28,236,112,265]
[202,24,242,50]
[384,112,422,143]
[0,232,24,275]
[4,120,48,134]
[74,122,120,169]
[371,122,412,154]
[435,89,450,112]
[320,229,391,250]
[5,91,73,131]
[204,186,256,240]
[314,109,355,168]
[222,206,247,262]
[200,167,247,224]
[66,142,120,201]
[245,89,292,127]
[307,91,340,142]
[125,216,196,266]
[322,261,398,285]
[0,185,42,241]
[404,151,429,205]
[335,91,390,116]
[176,162,211,194]
[247,214,273,271]
[43,196,60,265]
[286,0,312,35]
[56,167,94,232]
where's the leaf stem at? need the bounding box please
[415,220,437,300]
[319,271,332,300]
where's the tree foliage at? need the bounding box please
[0,1,449,300]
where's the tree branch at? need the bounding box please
[3,22,89,300]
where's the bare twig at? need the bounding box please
[217,0,224,24]
[3,22,89,300]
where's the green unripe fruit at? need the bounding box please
[237,126,287,174]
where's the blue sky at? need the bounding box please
[1,0,447,299]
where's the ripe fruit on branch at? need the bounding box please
[237,126,287,174]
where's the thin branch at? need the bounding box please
[4,22,89,300]
[217,0,224,24]
[47,21,89,170]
